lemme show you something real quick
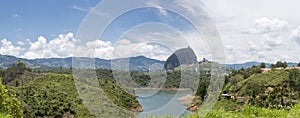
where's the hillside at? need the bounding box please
[0,63,142,118]
[218,66,300,111]
[0,54,164,71]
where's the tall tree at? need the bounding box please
[2,61,27,85]
[259,62,266,68]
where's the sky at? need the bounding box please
[0,0,300,64]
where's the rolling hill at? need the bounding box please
[0,54,164,71]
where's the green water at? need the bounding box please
[135,89,192,118]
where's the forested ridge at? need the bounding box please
[1,60,300,118]
[0,62,142,118]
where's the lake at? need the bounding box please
[135,89,192,118]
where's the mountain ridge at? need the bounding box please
[0,54,164,71]
[226,61,298,70]
[1,54,298,71]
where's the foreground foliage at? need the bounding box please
[1,62,141,118]
[0,78,23,118]
[191,103,300,118]
[149,103,300,118]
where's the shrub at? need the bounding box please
[0,78,23,118]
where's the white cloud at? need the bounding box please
[4,0,300,64]
[117,22,212,61]
[23,36,54,59]
[73,37,173,61]
[290,26,300,44]
[200,0,300,63]
[246,17,289,34]
[146,1,168,16]
[224,24,300,64]
[17,41,25,46]
[48,33,75,57]
[85,40,114,59]
[0,39,23,56]
[71,5,90,12]
[134,44,168,60]
[22,33,76,59]
[113,39,173,61]
[214,15,299,63]
[13,32,172,60]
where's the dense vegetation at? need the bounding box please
[187,103,300,118]
[222,64,300,109]
[0,62,141,118]
[149,103,300,118]
[1,60,300,118]
[186,61,300,118]
[150,61,300,118]
[0,78,23,118]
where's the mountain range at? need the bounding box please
[0,54,164,71]
[0,54,298,71]
[226,62,298,70]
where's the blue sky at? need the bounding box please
[0,0,202,61]
[1,0,300,63]
[0,0,100,41]
[0,0,192,43]
[102,7,193,42]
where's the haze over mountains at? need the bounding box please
[0,54,163,71]
[226,62,298,70]
[0,53,298,71]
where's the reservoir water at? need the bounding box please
[135,89,192,118]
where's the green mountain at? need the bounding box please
[0,54,164,71]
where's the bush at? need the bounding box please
[185,103,300,118]
[0,78,23,118]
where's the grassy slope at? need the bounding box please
[241,70,288,96]
[148,102,300,118]
[185,103,300,118]
[227,69,289,96]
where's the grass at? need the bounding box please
[234,69,289,96]
[185,103,300,118]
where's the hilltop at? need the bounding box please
[164,47,198,70]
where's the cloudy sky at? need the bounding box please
[1,0,300,64]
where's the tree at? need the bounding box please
[275,61,288,68]
[259,62,266,68]
[289,69,300,91]
[270,61,288,68]
[202,58,208,63]
[283,61,288,68]
[298,62,300,67]
[2,61,27,85]
[245,80,264,98]
[196,80,209,100]
[0,78,23,117]
[270,64,276,69]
